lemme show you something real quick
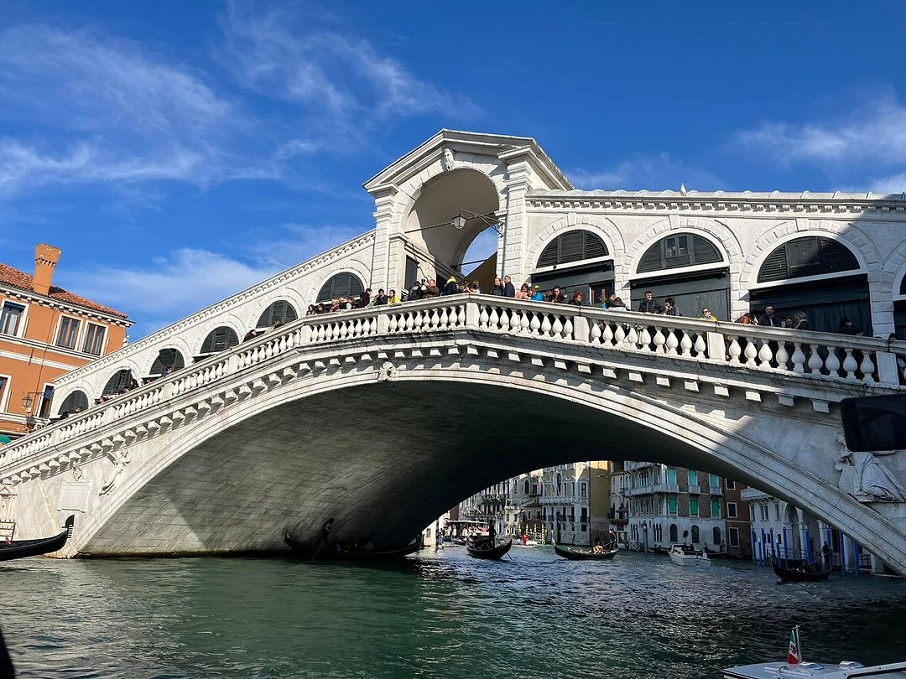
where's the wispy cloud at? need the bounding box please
[737,90,906,168]
[0,24,242,196]
[218,0,478,143]
[62,249,281,338]
[61,222,371,338]
[567,153,724,192]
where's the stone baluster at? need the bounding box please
[790,342,807,373]
[859,352,876,383]
[824,345,841,378]
[757,341,773,369]
[590,320,602,344]
[529,312,541,336]
[727,337,742,364]
[680,332,693,357]
[653,327,667,354]
[807,344,824,375]
[664,328,679,355]
[743,339,758,367]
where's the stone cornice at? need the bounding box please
[364,129,572,194]
[53,231,376,386]
[527,190,906,217]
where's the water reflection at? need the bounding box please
[1,548,904,678]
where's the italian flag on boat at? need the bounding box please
[788,626,802,665]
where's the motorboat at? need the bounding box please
[0,515,74,561]
[669,543,711,568]
[723,626,906,678]
[554,543,618,561]
[772,556,831,583]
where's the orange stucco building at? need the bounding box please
[0,244,131,439]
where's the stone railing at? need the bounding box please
[2,294,904,476]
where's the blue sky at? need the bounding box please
[2,1,905,341]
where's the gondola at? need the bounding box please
[554,543,618,561]
[772,556,830,583]
[284,530,420,561]
[0,515,74,562]
[466,537,513,560]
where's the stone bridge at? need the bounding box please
[2,297,906,571]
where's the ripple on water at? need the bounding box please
[1,550,904,678]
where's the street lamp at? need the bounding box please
[21,391,42,413]
[451,209,505,236]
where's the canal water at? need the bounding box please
[1,546,904,678]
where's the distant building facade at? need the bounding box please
[619,460,751,557]
[0,244,130,438]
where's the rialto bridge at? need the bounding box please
[2,130,906,570]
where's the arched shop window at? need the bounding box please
[630,233,728,319]
[532,230,612,306]
[637,233,723,273]
[537,230,608,267]
[150,348,186,376]
[757,236,858,283]
[751,236,869,334]
[103,369,137,396]
[58,390,89,414]
[894,274,906,340]
[316,273,364,304]
[256,300,298,328]
[199,327,240,355]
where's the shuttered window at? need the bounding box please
[256,300,299,328]
[757,236,858,283]
[637,234,723,273]
[537,231,608,268]
[200,327,240,354]
[316,273,365,303]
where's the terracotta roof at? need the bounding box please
[0,262,129,319]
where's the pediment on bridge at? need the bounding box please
[362,129,573,195]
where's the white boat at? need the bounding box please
[669,543,711,568]
[723,626,906,678]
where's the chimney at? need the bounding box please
[33,244,62,296]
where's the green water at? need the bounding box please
[1,547,904,678]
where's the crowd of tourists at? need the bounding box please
[304,276,862,337]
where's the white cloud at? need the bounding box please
[737,91,906,167]
[218,1,477,131]
[567,153,724,192]
[62,249,282,339]
[867,172,906,195]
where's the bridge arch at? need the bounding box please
[66,357,897,568]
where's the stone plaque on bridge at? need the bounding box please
[58,481,91,513]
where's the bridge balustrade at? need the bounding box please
[2,295,903,478]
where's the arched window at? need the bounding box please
[690,498,699,516]
[58,390,89,414]
[150,348,185,376]
[637,233,723,273]
[666,467,677,485]
[256,301,298,328]
[711,500,721,518]
[691,525,700,543]
[103,369,136,396]
[669,524,678,542]
[667,497,677,515]
[537,230,608,267]
[200,327,240,354]
[316,272,364,303]
[758,236,858,283]
[524,479,529,494]
[688,470,698,487]
[713,527,722,545]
